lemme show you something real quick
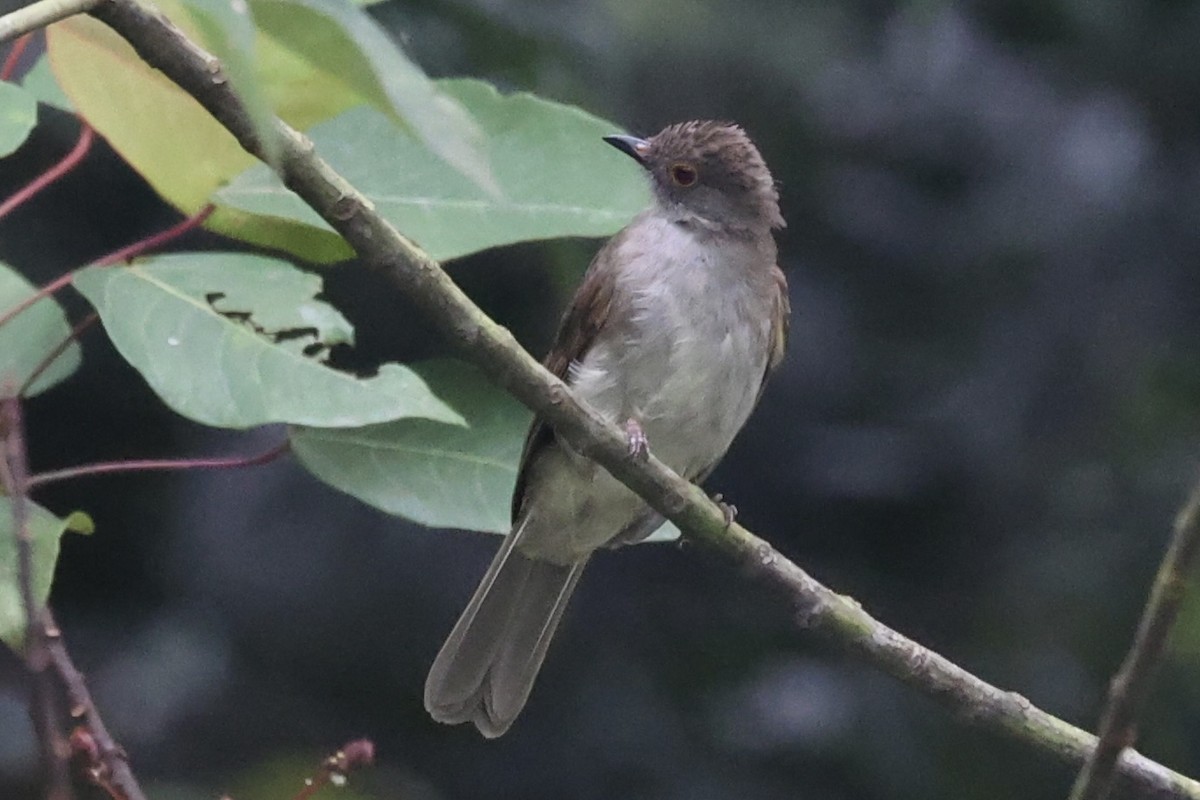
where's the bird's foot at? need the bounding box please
[711,492,738,529]
[624,418,649,461]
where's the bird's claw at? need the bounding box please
[712,492,738,528]
[624,418,649,461]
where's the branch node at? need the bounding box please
[330,193,363,221]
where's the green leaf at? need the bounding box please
[180,0,282,167]
[71,253,464,429]
[0,501,93,651]
[217,78,650,261]
[0,82,37,158]
[18,55,73,112]
[292,359,681,543]
[46,5,357,262]
[291,360,530,532]
[247,0,495,193]
[0,263,82,397]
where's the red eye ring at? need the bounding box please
[670,163,698,187]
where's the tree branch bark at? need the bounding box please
[0,0,102,43]
[1069,476,1200,800]
[1,397,71,800]
[67,0,1200,796]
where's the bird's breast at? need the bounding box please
[569,221,773,477]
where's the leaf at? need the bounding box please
[246,0,495,193]
[216,79,650,261]
[0,82,37,158]
[71,253,464,429]
[18,55,73,113]
[0,500,93,651]
[291,359,681,543]
[46,5,357,262]
[0,262,82,397]
[180,0,281,167]
[291,360,530,532]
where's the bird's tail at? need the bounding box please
[424,522,586,738]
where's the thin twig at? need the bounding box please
[291,739,375,800]
[45,611,147,800]
[1068,477,1200,800]
[19,311,98,397]
[1,31,33,80]
[0,396,72,800]
[0,203,214,333]
[0,271,73,331]
[91,203,215,266]
[28,439,291,489]
[0,0,103,44]
[85,2,1200,796]
[0,123,95,222]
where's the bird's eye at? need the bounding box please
[670,163,698,187]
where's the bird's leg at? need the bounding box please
[624,418,649,460]
[711,492,738,529]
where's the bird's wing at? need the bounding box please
[510,230,625,522]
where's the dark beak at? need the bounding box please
[603,134,650,166]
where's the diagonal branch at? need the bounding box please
[81,1,1200,797]
[1068,477,1200,800]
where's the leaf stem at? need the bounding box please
[0,203,214,334]
[27,439,291,489]
[91,203,215,266]
[0,122,94,223]
[19,311,97,397]
[1,31,33,81]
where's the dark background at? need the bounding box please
[3,0,1200,798]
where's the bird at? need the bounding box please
[424,120,790,737]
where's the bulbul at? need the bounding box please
[425,120,789,737]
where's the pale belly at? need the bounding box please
[517,232,774,564]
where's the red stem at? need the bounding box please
[1,33,34,82]
[0,271,74,331]
[0,203,215,333]
[19,312,99,396]
[291,740,375,800]
[92,203,215,266]
[27,439,291,489]
[0,123,95,222]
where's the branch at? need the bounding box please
[82,1,1200,796]
[46,610,147,800]
[291,739,375,800]
[1069,477,1200,800]
[0,397,71,800]
[28,438,290,490]
[0,123,95,223]
[0,0,102,44]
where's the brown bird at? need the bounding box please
[425,120,790,737]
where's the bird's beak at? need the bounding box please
[603,134,650,166]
